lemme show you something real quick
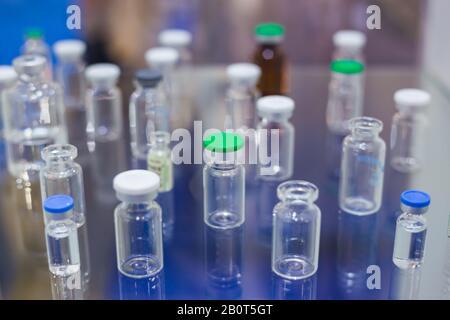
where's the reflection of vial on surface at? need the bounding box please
[390,89,430,173]
[272,181,321,280]
[326,60,365,135]
[272,273,317,300]
[119,272,165,300]
[393,190,429,269]
[332,30,366,62]
[113,170,163,278]
[256,96,295,181]
[148,131,173,192]
[339,117,386,215]
[203,132,245,229]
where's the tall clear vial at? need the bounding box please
[40,144,90,284]
[339,117,386,215]
[203,132,245,229]
[129,69,168,161]
[85,63,122,152]
[256,95,295,180]
[113,170,163,278]
[22,28,53,81]
[390,89,430,173]
[0,66,17,140]
[393,190,430,269]
[148,131,173,192]
[158,29,193,65]
[3,55,67,179]
[332,30,366,62]
[326,60,365,135]
[272,181,321,280]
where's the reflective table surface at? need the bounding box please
[0,66,449,300]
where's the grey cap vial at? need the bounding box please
[135,69,163,88]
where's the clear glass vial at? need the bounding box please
[53,39,87,111]
[44,195,80,276]
[225,63,261,131]
[3,55,67,179]
[326,60,365,135]
[148,131,173,192]
[40,144,90,281]
[272,180,321,280]
[158,29,193,65]
[21,28,53,80]
[85,63,122,152]
[332,30,367,62]
[390,89,430,173]
[393,190,430,269]
[203,132,245,229]
[129,69,168,161]
[113,170,163,278]
[339,117,386,215]
[0,66,17,139]
[256,95,295,180]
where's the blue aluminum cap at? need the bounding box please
[44,195,74,214]
[400,190,430,208]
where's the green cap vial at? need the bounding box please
[255,23,285,43]
[25,28,44,40]
[330,60,365,74]
[203,132,244,153]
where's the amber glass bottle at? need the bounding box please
[252,23,288,96]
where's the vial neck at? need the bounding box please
[123,200,156,212]
[401,204,428,215]
[277,181,318,204]
[351,128,380,141]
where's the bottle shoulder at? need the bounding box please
[397,213,427,231]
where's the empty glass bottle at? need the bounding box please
[203,132,245,229]
[256,95,295,180]
[3,55,67,179]
[0,66,17,140]
[339,117,386,215]
[85,63,122,152]
[390,89,430,173]
[148,131,173,192]
[332,30,367,62]
[129,69,168,161]
[253,23,288,96]
[22,28,53,81]
[272,180,321,280]
[326,60,365,135]
[40,144,90,284]
[113,170,163,278]
[158,29,192,65]
[393,190,430,269]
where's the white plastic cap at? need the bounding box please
[257,95,295,118]
[0,65,17,86]
[53,39,86,60]
[333,30,367,49]
[85,63,120,85]
[394,89,431,112]
[145,47,179,68]
[227,63,261,86]
[159,29,192,48]
[113,170,160,202]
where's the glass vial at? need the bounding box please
[253,23,288,96]
[148,131,173,192]
[390,89,430,173]
[3,55,67,179]
[339,117,385,215]
[326,60,365,135]
[332,30,366,62]
[21,28,53,80]
[203,132,245,229]
[40,144,90,284]
[129,69,167,161]
[272,180,321,280]
[393,190,430,269]
[0,66,17,140]
[158,29,193,65]
[85,63,122,152]
[256,95,295,180]
[113,170,163,278]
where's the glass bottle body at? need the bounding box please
[226,84,259,131]
[147,131,173,192]
[253,43,288,96]
[55,58,86,111]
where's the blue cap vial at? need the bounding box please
[400,190,430,214]
[44,195,74,214]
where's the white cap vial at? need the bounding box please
[0,65,17,88]
[257,95,295,119]
[394,88,431,112]
[158,29,192,48]
[333,30,367,49]
[227,63,261,87]
[53,39,86,61]
[113,170,160,202]
[85,63,120,86]
[145,47,179,68]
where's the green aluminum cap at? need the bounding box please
[203,132,244,153]
[255,23,285,38]
[330,60,365,74]
[25,28,43,39]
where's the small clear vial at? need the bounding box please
[113,170,163,278]
[40,144,90,284]
[158,29,193,65]
[225,63,261,131]
[0,66,17,140]
[203,132,245,229]
[129,69,168,161]
[272,180,321,280]
[393,190,430,269]
[390,89,430,173]
[21,28,53,80]
[326,60,365,135]
[148,131,173,192]
[85,63,122,152]
[256,95,295,180]
[339,117,386,215]
[332,30,367,62]
[3,55,67,179]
